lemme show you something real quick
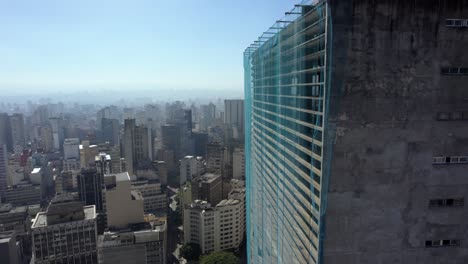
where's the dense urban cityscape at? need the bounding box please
[0,0,467,263]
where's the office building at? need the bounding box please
[101,118,120,147]
[39,126,54,153]
[206,143,225,173]
[232,147,245,180]
[0,144,8,192]
[0,113,11,151]
[78,168,104,212]
[104,172,144,229]
[98,220,167,264]
[0,231,20,264]
[245,1,468,263]
[124,119,152,176]
[192,132,209,157]
[80,140,99,169]
[224,99,244,137]
[9,114,25,154]
[191,172,222,207]
[31,195,97,263]
[2,183,41,206]
[0,204,31,240]
[131,181,167,213]
[180,156,204,185]
[63,138,80,160]
[48,117,64,151]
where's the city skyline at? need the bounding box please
[0,0,296,94]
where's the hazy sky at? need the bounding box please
[0,0,296,95]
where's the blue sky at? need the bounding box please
[0,0,296,94]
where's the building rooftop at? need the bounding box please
[105,172,130,182]
[31,168,41,174]
[32,205,96,228]
[216,199,240,207]
[194,173,220,184]
[0,204,27,214]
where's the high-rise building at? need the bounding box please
[101,118,120,147]
[206,143,225,173]
[80,140,99,169]
[245,1,468,263]
[98,219,167,264]
[224,99,244,137]
[0,231,20,264]
[9,114,25,154]
[124,119,152,176]
[31,195,98,263]
[0,113,11,151]
[131,180,167,213]
[63,138,80,160]
[2,183,41,206]
[78,168,104,212]
[0,144,8,192]
[191,172,222,207]
[99,173,166,264]
[232,147,245,180]
[180,156,204,185]
[183,192,245,254]
[103,172,144,229]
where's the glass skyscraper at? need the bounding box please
[244,1,330,263]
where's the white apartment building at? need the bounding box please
[180,156,204,185]
[31,195,98,263]
[183,187,246,254]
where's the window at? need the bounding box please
[441,67,468,75]
[429,198,464,207]
[433,156,468,164]
[446,19,468,28]
[425,239,460,248]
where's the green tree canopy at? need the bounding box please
[180,243,201,261]
[200,251,239,264]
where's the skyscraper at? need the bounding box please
[9,114,25,154]
[78,168,104,212]
[245,1,468,263]
[0,144,7,193]
[224,99,244,136]
[101,118,120,147]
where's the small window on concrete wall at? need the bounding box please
[428,198,464,208]
[441,67,468,75]
[446,19,468,27]
[433,156,468,164]
[425,239,460,248]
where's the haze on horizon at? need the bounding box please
[0,0,296,95]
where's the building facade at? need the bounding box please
[245,0,468,263]
[31,196,97,263]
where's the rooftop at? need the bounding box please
[105,172,130,182]
[216,199,240,207]
[194,172,220,184]
[32,205,96,228]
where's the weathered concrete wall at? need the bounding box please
[323,0,468,263]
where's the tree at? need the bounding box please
[200,251,239,264]
[180,243,201,261]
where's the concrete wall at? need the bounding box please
[324,1,468,263]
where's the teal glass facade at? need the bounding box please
[244,1,331,263]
